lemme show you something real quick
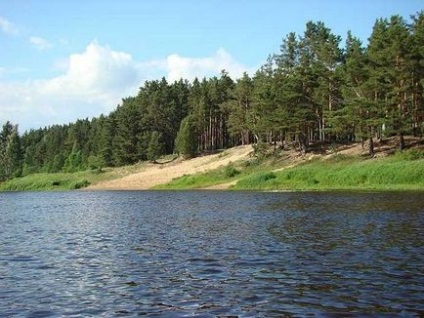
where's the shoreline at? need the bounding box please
[1,140,423,192]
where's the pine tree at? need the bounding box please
[251,56,278,144]
[113,97,142,165]
[147,131,165,161]
[409,11,424,137]
[0,122,22,180]
[175,115,198,158]
[275,32,312,149]
[339,31,369,144]
[227,72,254,145]
[301,21,343,142]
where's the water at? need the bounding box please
[0,191,423,317]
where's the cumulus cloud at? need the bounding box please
[0,42,144,130]
[38,41,141,97]
[29,36,53,50]
[166,48,250,82]
[0,42,252,131]
[0,17,18,35]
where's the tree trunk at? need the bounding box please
[399,132,405,151]
[368,130,374,157]
[298,132,307,153]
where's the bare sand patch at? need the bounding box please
[87,145,253,190]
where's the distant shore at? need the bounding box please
[1,139,423,192]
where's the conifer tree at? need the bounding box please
[147,131,165,161]
[0,122,22,180]
[175,115,198,158]
[227,72,254,145]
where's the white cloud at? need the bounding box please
[38,41,141,96]
[165,48,250,82]
[0,17,18,35]
[0,42,252,132]
[0,42,144,130]
[29,36,53,51]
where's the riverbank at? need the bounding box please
[1,138,423,191]
[154,148,424,191]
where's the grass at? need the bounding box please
[0,162,148,191]
[153,158,279,190]
[0,173,90,191]
[153,162,244,189]
[234,150,424,191]
[1,147,423,192]
[153,148,424,191]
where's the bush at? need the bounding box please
[224,164,240,178]
[70,179,90,189]
[395,149,424,160]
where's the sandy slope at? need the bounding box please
[87,137,422,190]
[87,145,253,190]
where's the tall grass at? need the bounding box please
[0,161,149,191]
[0,173,90,191]
[235,153,424,191]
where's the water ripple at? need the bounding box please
[0,191,423,317]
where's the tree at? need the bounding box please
[251,56,278,144]
[409,11,424,136]
[0,122,23,180]
[227,72,254,145]
[339,31,369,145]
[301,21,343,142]
[175,115,198,158]
[112,97,142,165]
[364,16,414,153]
[384,15,412,150]
[147,131,165,161]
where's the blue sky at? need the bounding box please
[0,0,422,131]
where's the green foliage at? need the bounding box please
[235,172,277,189]
[234,155,424,191]
[394,148,424,160]
[175,115,198,158]
[147,131,165,161]
[0,122,22,180]
[87,155,105,172]
[224,163,240,178]
[63,151,83,173]
[252,142,270,161]
[0,173,90,191]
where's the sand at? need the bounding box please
[87,136,422,190]
[87,145,253,190]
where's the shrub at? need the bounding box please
[224,164,240,178]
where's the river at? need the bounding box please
[0,191,423,317]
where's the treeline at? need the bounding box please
[1,12,423,181]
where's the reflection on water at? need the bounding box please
[0,191,423,317]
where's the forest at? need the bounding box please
[1,12,423,181]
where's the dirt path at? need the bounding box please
[87,145,253,190]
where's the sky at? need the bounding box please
[0,0,422,132]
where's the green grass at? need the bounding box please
[0,163,143,191]
[154,149,424,191]
[234,151,424,191]
[0,173,90,191]
[153,162,244,189]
